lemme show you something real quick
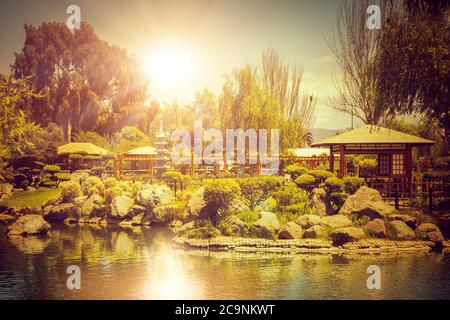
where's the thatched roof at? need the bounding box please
[311,125,435,147]
[124,146,157,156]
[57,142,109,155]
[288,148,330,157]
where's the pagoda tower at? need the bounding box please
[154,121,170,177]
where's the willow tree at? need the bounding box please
[218,51,316,151]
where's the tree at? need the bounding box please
[238,176,281,210]
[12,22,149,140]
[0,74,42,158]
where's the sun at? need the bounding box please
[140,43,198,100]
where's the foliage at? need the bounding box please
[61,181,81,202]
[272,182,309,209]
[236,210,259,225]
[284,164,308,179]
[203,179,241,222]
[324,177,345,193]
[329,191,349,211]
[90,166,105,177]
[0,74,42,158]
[111,126,151,153]
[308,169,335,185]
[81,176,104,196]
[353,155,377,177]
[104,177,117,189]
[73,131,111,149]
[295,174,316,192]
[343,176,365,194]
[237,175,281,210]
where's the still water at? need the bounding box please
[1,224,450,300]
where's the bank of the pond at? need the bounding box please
[173,236,446,254]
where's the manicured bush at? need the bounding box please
[81,176,104,196]
[103,186,123,203]
[284,164,308,180]
[216,171,235,179]
[238,176,281,210]
[104,177,117,189]
[324,177,345,193]
[90,166,105,177]
[343,176,365,194]
[236,209,259,224]
[203,179,241,222]
[272,182,309,209]
[308,169,335,185]
[43,165,61,175]
[295,174,316,192]
[61,181,81,202]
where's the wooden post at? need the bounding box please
[329,146,334,174]
[339,144,346,178]
[148,158,153,177]
[405,145,413,193]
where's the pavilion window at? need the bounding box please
[392,153,405,175]
[378,154,390,176]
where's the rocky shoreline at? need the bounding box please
[174,236,449,254]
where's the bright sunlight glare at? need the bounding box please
[140,43,199,101]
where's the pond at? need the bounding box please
[1,224,450,300]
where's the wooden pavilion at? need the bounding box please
[57,142,110,171]
[114,146,156,177]
[311,125,434,191]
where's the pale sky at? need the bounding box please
[0,0,353,129]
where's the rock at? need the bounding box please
[321,214,353,229]
[110,195,134,219]
[186,187,208,217]
[0,183,14,195]
[7,214,51,236]
[296,214,322,229]
[70,171,90,185]
[415,223,444,243]
[152,204,185,224]
[41,196,62,209]
[73,196,88,208]
[7,206,37,217]
[0,214,16,224]
[338,188,396,220]
[227,215,248,236]
[228,199,248,214]
[364,218,387,238]
[330,227,365,246]
[177,220,197,234]
[278,222,303,239]
[135,185,171,211]
[303,225,327,239]
[386,214,417,229]
[169,220,183,229]
[355,201,396,220]
[42,203,76,222]
[310,188,334,216]
[250,211,280,239]
[81,194,105,217]
[386,220,415,240]
[131,204,146,216]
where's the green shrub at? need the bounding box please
[238,175,281,210]
[329,191,348,211]
[90,166,105,177]
[295,174,316,192]
[103,186,123,203]
[284,164,309,179]
[236,210,259,224]
[82,176,105,196]
[203,179,241,222]
[343,176,365,194]
[104,177,117,189]
[43,165,61,175]
[61,181,81,202]
[272,182,309,209]
[308,169,335,185]
[324,177,344,193]
[284,202,307,214]
[55,173,71,182]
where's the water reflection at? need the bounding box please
[1,224,450,299]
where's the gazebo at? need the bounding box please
[114,146,157,177]
[311,125,434,191]
[57,142,110,171]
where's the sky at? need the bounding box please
[0,0,353,129]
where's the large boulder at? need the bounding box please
[339,186,395,219]
[415,223,444,243]
[110,195,134,219]
[310,188,334,216]
[227,215,248,236]
[296,214,322,229]
[186,187,208,217]
[7,214,51,236]
[0,214,16,224]
[386,214,417,229]
[80,194,105,217]
[330,227,365,246]
[42,203,77,222]
[386,220,415,240]
[129,212,152,226]
[364,218,387,238]
[278,222,303,239]
[303,225,327,239]
[321,214,353,229]
[0,183,14,196]
[135,185,171,211]
[152,204,186,224]
[70,171,90,185]
[250,211,280,239]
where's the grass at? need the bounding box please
[0,187,61,209]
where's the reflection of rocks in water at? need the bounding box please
[8,235,51,254]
